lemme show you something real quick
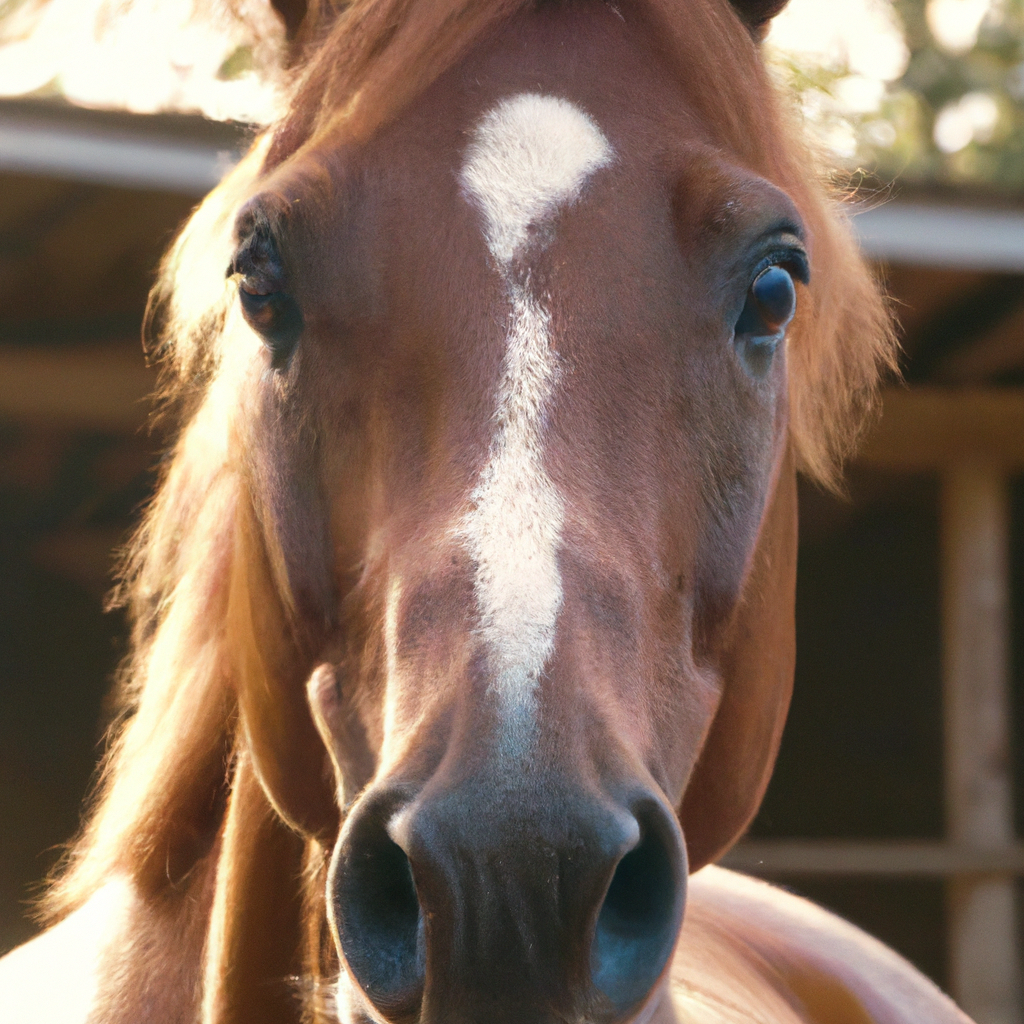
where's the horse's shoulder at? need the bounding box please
[0,880,133,1024]
[671,866,971,1024]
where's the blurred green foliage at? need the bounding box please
[775,0,1024,192]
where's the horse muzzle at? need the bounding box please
[328,779,686,1024]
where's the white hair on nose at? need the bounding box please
[457,92,613,752]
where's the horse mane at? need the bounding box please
[41,138,269,914]
[40,0,895,1015]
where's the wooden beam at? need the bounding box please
[936,303,1024,383]
[941,466,1022,1023]
[0,105,243,195]
[722,840,1024,877]
[857,388,1024,470]
[854,203,1024,273]
[0,344,155,430]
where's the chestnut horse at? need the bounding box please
[0,1,974,1022]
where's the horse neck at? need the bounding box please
[91,756,318,1024]
[87,843,216,1022]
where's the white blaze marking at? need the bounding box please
[457,93,613,746]
[460,93,614,264]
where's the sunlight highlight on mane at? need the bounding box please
[42,145,283,919]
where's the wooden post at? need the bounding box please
[942,464,1022,1024]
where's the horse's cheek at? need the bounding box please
[247,377,336,641]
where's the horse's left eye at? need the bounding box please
[733,265,797,379]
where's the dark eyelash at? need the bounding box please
[753,246,809,285]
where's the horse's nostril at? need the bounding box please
[331,801,424,1021]
[333,789,683,1022]
[591,801,686,1014]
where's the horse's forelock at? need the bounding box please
[265,0,763,164]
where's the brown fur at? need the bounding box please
[676,867,971,1024]
[33,2,897,1022]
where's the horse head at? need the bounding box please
[45,2,893,1022]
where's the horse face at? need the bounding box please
[233,5,802,1021]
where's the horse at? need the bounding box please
[0,1,974,1022]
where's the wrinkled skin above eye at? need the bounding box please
[734,265,797,378]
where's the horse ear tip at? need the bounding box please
[731,0,790,35]
[270,0,308,40]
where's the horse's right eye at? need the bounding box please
[733,264,797,379]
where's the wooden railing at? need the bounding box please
[723,840,1024,877]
